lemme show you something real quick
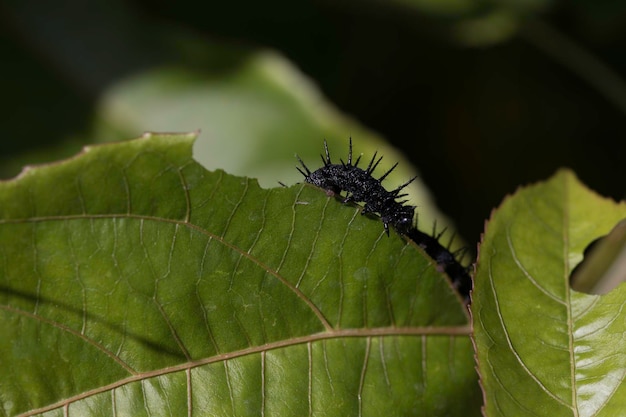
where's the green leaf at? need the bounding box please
[473,169,626,416]
[0,134,480,416]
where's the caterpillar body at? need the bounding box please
[296,139,472,303]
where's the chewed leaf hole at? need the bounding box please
[570,219,626,294]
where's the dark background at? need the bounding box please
[2,0,626,246]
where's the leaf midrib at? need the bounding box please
[16,325,471,417]
[562,174,580,417]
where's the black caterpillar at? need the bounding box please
[297,139,472,303]
[297,139,417,235]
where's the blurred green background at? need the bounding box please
[2,0,626,248]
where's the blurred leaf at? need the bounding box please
[0,134,480,416]
[473,169,626,416]
[94,47,453,234]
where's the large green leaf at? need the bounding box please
[473,169,626,416]
[0,134,479,416]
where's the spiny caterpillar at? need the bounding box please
[296,139,472,302]
[297,139,416,235]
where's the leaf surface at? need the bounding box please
[473,169,626,416]
[0,134,479,416]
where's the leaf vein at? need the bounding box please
[16,327,471,416]
[0,304,136,374]
[488,258,570,407]
[506,227,563,304]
